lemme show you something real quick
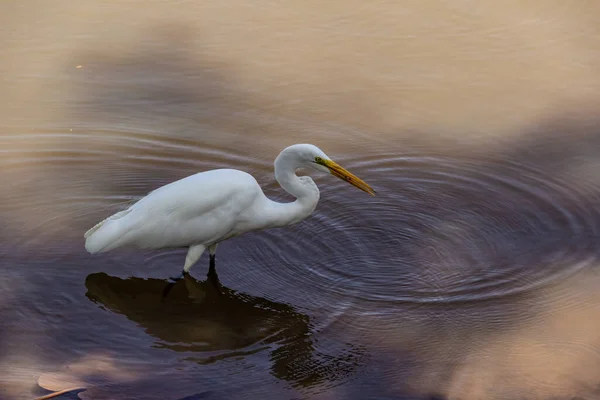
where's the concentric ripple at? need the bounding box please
[4,130,598,307]
[243,151,600,308]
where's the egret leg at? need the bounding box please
[209,255,216,274]
[208,243,218,275]
[169,244,206,281]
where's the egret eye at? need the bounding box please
[315,157,323,163]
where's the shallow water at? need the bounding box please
[3,1,600,399]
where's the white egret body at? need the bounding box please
[84,144,375,279]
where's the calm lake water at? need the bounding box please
[3,1,600,399]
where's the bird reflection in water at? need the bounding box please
[84,268,362,388]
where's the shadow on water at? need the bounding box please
[84,270,363,389]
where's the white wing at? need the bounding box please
[84,169,262,253]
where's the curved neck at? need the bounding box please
[274,154,314,199]
[258,151,320,228]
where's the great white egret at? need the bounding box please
[84,143,375,280]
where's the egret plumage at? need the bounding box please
[84,143,375,280]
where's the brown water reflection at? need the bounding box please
[3,1,600,400]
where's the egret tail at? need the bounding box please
[84,209,132,254]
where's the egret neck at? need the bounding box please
[257,149,321,229]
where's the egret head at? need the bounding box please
[281,143,376,195]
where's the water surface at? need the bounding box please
[2,2,600,399]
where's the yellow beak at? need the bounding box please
[319,159,376,195]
